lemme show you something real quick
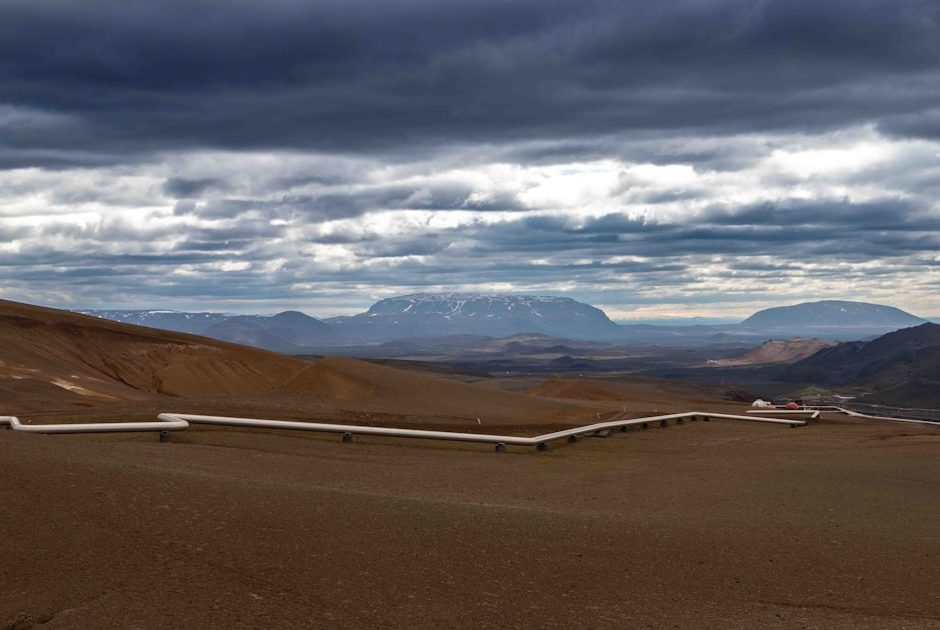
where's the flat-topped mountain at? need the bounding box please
[740,300,924,332]
[326,293,622,340]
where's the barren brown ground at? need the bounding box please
[3,414,940,629]
[3,301,940,627]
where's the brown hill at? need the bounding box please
[0,299,306,408]
[0,299,594,426]
[780,323,940,407]
[710,337,837,366]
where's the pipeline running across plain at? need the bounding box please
[1,410,810,452]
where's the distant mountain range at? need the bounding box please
[79,295,928,352]
[78,309,332,354]
[779,323,940,407]
[77,309,229,335]
[202,311,332,353]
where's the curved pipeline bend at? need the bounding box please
[795,405,940,427]
[746,405,939,426]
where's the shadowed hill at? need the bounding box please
[779,323,940,406]
[202,310,332,352]
[0,299,306,407]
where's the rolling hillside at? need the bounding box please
[779,323,940,406]
[0,299,597,424]
[0,299,308,409]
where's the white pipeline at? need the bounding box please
[1,410,807,450]
[800,405,940,426]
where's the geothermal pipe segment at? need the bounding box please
[3,409,815,452]
[4,407,935,452]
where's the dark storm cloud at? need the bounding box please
[429,198,940,265]
[880,108,940,140]
[183,220,285,243]
[167,180,527,234]
[295,183,522,217]
[2,0,939,166]
[705,199,940,231]
[163,177,223,198]
[357,236,449,258]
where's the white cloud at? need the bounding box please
[1,126,940,316]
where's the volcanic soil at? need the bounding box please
[3,415,940,629]
[2,300,940,628]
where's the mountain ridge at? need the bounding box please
[779,322,940,406]
[78,295,926,350]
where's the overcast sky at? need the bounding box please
[2,0,940,319]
